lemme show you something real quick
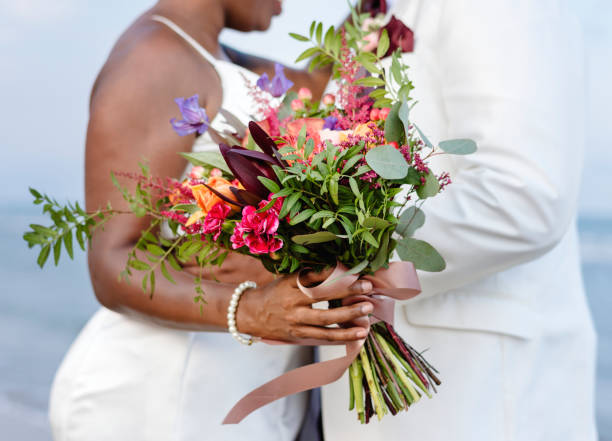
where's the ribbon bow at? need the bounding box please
[223,261,421,424]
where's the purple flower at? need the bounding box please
[256,63,294,97]
[170,94,209,136]
[323,116,339,130]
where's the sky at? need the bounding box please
[0,0,610,217]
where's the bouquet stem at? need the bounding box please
[347,322,440,423]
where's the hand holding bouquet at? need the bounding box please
[24,6,476,424]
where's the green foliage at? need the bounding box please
[180,151,232,175]
[396,237,446,272]
[365,145,408,179]
[396,206,425,238]
[439,139,478,155]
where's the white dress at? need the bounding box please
[49,16,311,441]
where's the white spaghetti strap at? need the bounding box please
[151,14,220,67]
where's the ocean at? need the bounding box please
[1,206,610,439]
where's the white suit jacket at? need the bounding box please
[389,0,589,338]
[321,1,597,439]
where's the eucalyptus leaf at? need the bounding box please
[384,102,404,144]
[365,145,408,179]
[396,206,425,237]
[396,237,446,272]
[416,171,440,199]
[439,138,477,155]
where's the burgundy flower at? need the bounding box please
[219,143,278,200]
[201,203,231,240]
[360,0,387,15]
[382,15,414,57]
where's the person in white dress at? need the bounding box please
[318,1,598,440]
[49,1,374,440]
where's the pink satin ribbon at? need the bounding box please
[222,261,421,424]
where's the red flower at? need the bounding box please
[241,205,279,236]
[201,203,231,240]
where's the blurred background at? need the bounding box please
[0,0,610,439]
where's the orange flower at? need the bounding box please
[191,176,240,215]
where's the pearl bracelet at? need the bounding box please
[227,281,257,346]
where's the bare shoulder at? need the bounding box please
[90,16,222,124]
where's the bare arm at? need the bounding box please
[85,31,371,340]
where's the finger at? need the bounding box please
[296,267,334,287]
[297,302,374,326]
[324,279,373,301]
[290,325,369,342]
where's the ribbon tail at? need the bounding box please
[223,341,362,424]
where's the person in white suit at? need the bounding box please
[320,0,598,440]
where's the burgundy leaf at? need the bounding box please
[230,187,261,206]
[360,0,387,15]
[248,122,286,167]
[201,183,244,207]
[225,150,270,199]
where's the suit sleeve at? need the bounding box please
[410,0,585,297]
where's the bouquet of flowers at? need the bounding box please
[24,7,476,424]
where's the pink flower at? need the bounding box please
[322,94,335,106]
[245,234,283,255]
[291,99,305,111]
[241,205,279,235]
[210,168,223,177]
[230,223,248,249]
[359,32,380,52]
[189,166,205,179]
[297,87,313,101]
[201,203,230,240]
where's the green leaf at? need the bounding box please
[271,188,294,198]
[160,261,176,284]
[310,210,335,221]
[396,237,446,272]
[365,145,408,179]
[398,99,411,140]
[289,209,316,225]
[180,151,231,175]
[349,177,360,197]
[53,239,62,266]
[258,176,280,193]
[329,175,339,205]
[413,124,433,149]
[384,102,404,144]
[377,28,390,58]
[355,76,386,87]
[149,271,156,297]
[363,216,390,229]
[416,171,440,199]
[129,259,151,271]
[29,188,42,199]
[362,230,379,247]
[291,231,338,245]
[289,32,310,42]
[371,231,390,272]
[316,22,323,44]
[304,138,315,159]
[63,233,74,259]
[37,244,51,268]
[396,206,425,237]
[146,244,165,257]
[439,138,478,155]
[279,191,302,219]
[167,253,182,272]
[324,25,335,49]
